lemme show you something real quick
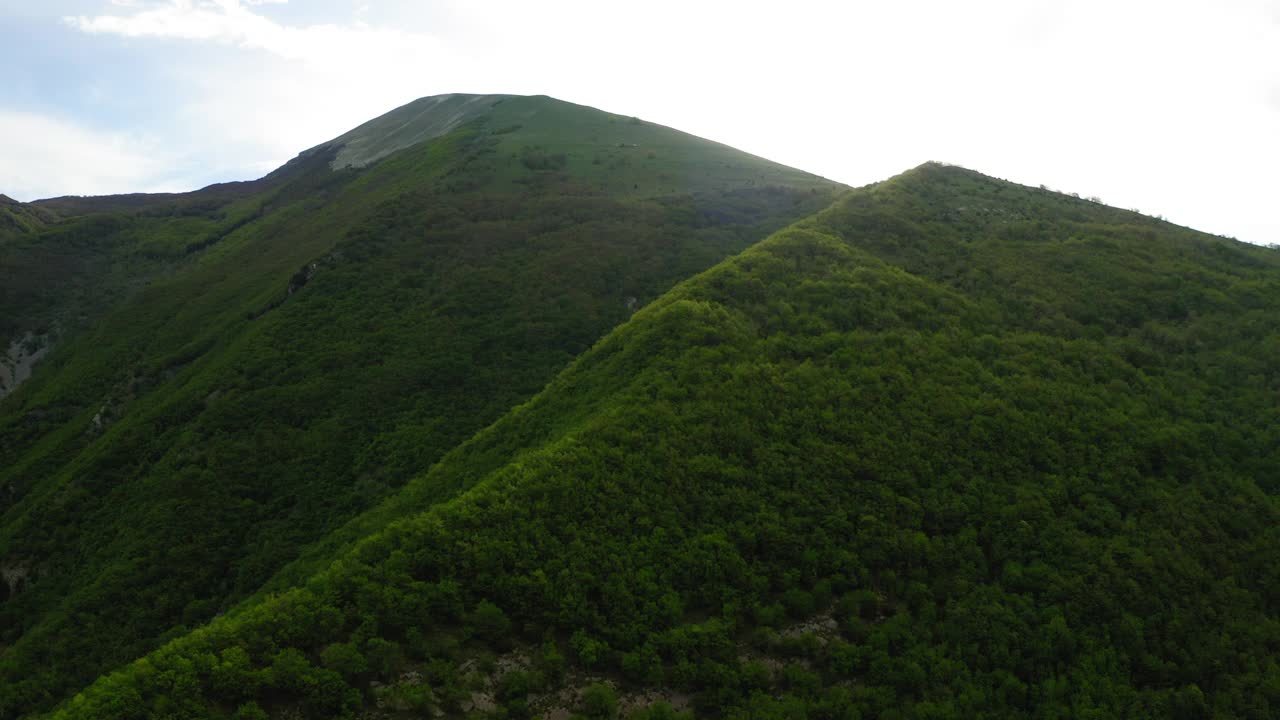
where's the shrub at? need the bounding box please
[580,683,618,719]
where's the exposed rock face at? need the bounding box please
[315,93,515,170]
[0,332,52,400]
[1,563,29,599]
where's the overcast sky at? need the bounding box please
[1,0,1277,243]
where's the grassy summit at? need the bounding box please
[0,95,840,716]
[43,164,1280,719]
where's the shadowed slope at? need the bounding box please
[0,95,842,716]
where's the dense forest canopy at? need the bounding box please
[2,96,1278,720]
[0,96,838,717]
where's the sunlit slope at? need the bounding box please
[0,195,56,237]
[320,93,516,169]
[478,95,834,196]
[53,164,1280,719]
[0,95,842,716]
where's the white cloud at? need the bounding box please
[60,0,468,176]
[65,0,443,69]
[44,0,1280,244]
[0,110,179,200]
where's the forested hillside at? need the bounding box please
[0,95,839,717]
[45,163,1280,719]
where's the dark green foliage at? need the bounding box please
[0,95,837,716]
[630,701,691,720]
[520,145,568,171]
[6,89,1280,719]
[581,683,619,719]
[471,601,512,642]
[37,163,1280,719]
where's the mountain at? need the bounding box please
[33,162,1280,720]
[0,95,840,717]
[0,195,56,238]
[6,96,1280,720]
[316,94,516,170]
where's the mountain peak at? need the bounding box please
[320,92,516,169]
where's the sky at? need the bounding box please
[1,0,1277,244]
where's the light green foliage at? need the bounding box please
[0,195,57,238]
[478,95,834,197]
[232,702,268,720]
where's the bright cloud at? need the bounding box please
[56,0,467,178]
[14,0,1280,244]
[0,110,179,199]
[65,0,438,69]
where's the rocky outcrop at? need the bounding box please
[1,562,29,600]
[0,332,52,400]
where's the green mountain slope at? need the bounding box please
[319,93,516,169]
[0,145,339,402]
[47,164,1280,719]
[0,195,56,238]
[0,95,839,716]
[0,202,254,397]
